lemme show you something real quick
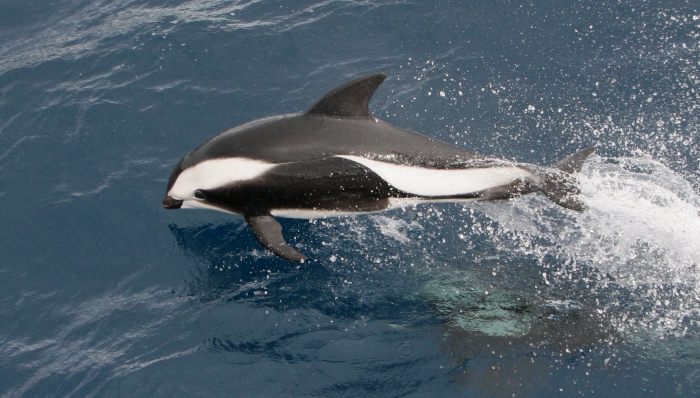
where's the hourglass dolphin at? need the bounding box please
[163,73,595,262]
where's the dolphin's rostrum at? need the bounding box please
[164,73,595,261]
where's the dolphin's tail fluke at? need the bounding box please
[541,147,596,211]
[552,147,597,174]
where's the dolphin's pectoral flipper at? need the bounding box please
[245,214,308,262]
[541,147,596,211]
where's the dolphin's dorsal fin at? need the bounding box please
[306,73,386,118]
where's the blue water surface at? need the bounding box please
[2,0,700,396]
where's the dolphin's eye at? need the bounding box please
[194,190,207,200]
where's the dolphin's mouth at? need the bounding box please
[162,196,183,209]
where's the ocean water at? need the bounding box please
[1,0,700,396]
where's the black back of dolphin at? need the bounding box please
[166,73,595,262]
[172,73,497,182]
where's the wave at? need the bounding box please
[0,0,403,76]
[0,273,194,398]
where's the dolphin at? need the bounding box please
[163,73,594,262]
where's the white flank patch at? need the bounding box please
[387,197,477,209]
[271,209,380,219]
[168,157,276,199]
[337,155,535,197]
